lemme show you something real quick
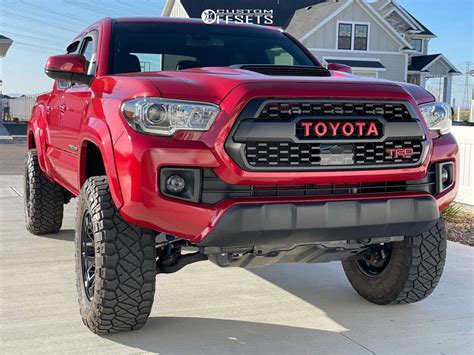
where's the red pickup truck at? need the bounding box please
[26,18,458,334]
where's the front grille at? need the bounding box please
[226,100,426,171]
[258,102,412,120]
[201,167,436,205]
[244,139,423,168]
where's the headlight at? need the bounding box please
[121,98,220,136]
[419,101,452,135]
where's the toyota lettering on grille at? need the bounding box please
[297,120,382,139]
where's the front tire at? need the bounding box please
[24,150,64,235]
[75,176,156,334]
[342,218,447,304]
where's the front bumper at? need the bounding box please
[111,86,459,243]
[198,196,439,248]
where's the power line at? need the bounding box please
[2,30,68,47]
[0,23,72,42]
[9,43,59,56]
[63,0,124,17]
[13,40,64,53]
[1,9,79,33]
[17,0,95,24]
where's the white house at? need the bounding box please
[162,0,460,104]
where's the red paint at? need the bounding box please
[28,18,458,243]
[45,54,86,73]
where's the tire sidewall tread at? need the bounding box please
[75,176,156,334]
[342,218,447,305]
[24,150,64,235]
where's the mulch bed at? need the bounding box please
[445,212,474,246]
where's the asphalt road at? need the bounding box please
[0,145,473,354]
[0,143,26,175]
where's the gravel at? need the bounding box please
[445,212,474,246]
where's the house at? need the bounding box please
[0,35,13,58]
[162,0,460,104]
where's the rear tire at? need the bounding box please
[24,150,64,235]
[75,176,156,334]
[342,218,447,304]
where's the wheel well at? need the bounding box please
[83,142,106,181]
[27,131,35,149]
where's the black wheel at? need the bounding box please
[75,176,156,334]
[24,149,64,235]
[342,218,447,304]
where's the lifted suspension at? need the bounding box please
[155,233,207,274]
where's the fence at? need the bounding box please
[9,94,40,121]
[451,125,474,205]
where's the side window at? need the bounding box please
[81,37,96,75]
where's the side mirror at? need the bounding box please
[327,63,352,74]
[45,54,93,85]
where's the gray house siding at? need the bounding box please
[301,2,402,52]
[317,50,406,81]
[299,1,406,82]
[428,58,451,76]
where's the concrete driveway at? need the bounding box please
[1,167,473,353]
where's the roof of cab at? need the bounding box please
[110,17,282,31]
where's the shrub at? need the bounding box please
[443,202,464,222]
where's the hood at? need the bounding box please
[117,67,434,105]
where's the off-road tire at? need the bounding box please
[75,176,156,334]
[24,149,64,235]
[342,218,447,304]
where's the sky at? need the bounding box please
[0,0,473,107]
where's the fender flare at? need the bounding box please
[28,104,49,174]
[78,117,124,208]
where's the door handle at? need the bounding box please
[59,104,67,113]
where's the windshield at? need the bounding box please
[109,22,318,74]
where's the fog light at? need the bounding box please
[166,175,186,193]
[441,168,450,184]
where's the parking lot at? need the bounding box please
[1,144,473,354]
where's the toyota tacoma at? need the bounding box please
[25,18,458,334]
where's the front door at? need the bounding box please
[49,32,97,193]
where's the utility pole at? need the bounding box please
[460,61,473,109]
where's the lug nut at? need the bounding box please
[166,175,186,193]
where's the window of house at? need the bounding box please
[354,25,368,50]
[337,23,352,50]
[411,39,422,52]
[337,23,369,51]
